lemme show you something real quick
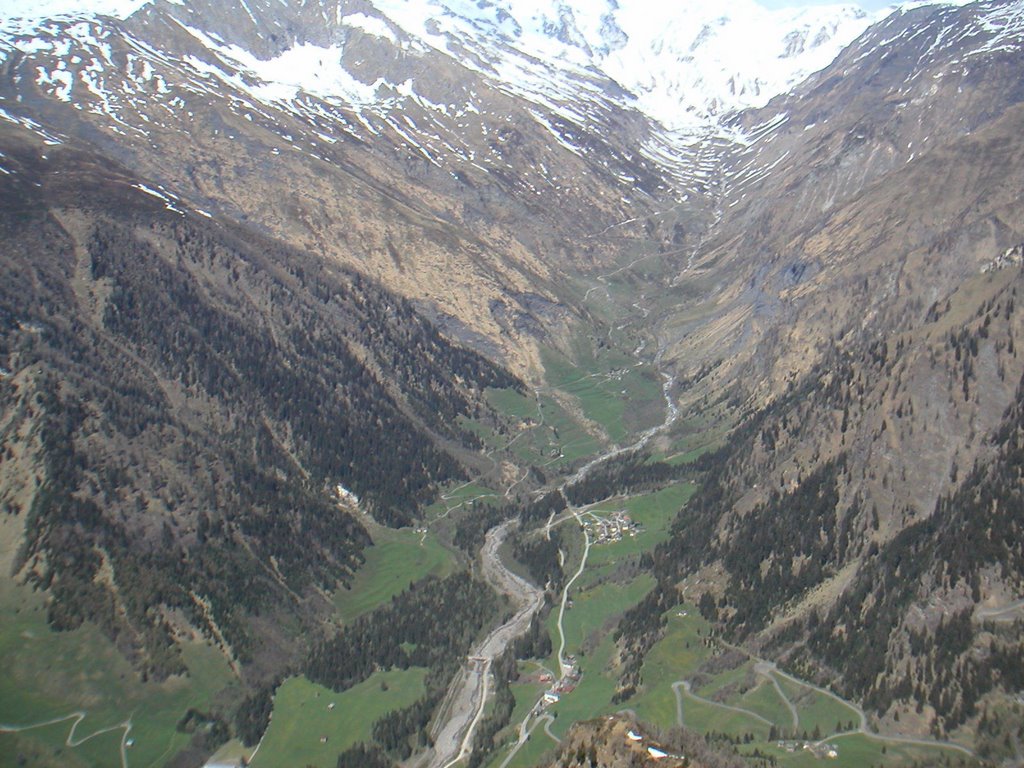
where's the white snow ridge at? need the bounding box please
[0,0,154,35]
[368,0,884,131]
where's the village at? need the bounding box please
[530,655,583,711]
[580,510,642,545]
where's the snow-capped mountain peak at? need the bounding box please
[596,0,881,128]
[1,0,1001,150]
[0,0,156,34]
[366,0,883,130]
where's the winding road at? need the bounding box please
[488,335,680,768]
[672,661,975,759]
[752,661,801,730]
[556,520,591,675]
[419,236,688,767]
[696,645,975,758]
[672,680,774,729]
[0,711,133,768]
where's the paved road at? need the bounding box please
[422,284,681,767]
[556,518,591,674]
[744,656,974,757]
[753,661,799,729]
[497,713,559,768]
[756,660,865,732]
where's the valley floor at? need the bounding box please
[0,260,992,768]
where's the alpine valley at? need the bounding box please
[0,1,1022,768]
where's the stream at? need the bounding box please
[418,320,680,768]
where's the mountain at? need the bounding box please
[0,0,882,130]
[0,0,890,375]
[0,117,517,678]
[618,0,1024,748]
[0,0,677,376]
[3,0,1024,765]
[362,0,881,131]
[540,715,745,768]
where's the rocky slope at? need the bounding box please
[0,118,516,677]
[542,716,745,768]
[2,0,1024,762]
[0,0,889,375]
[629,0,1024,750]
[0,0,684,376]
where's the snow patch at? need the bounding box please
[36,64,73,100]
[342,12,398,44]
[370,0,882,131]
[177,23,380,106]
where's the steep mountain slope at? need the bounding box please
[625,0,1024,750]
[368,0,879,131]
[0,0,677,376]
[2,0,1024,764]
[542,716,744,768]
[0,0,885,375]
[0,119,515,678]
[664,0,1024,396]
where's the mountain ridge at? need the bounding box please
[2,0,1024,765]
[0,118,519,680]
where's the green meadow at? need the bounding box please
[583,483,696,569]
[484,477,980,768]
[0,568,237,768]
[486,387,603,468]
[333,523,456,623]
[540,346,664,446]
[248,670,428,768]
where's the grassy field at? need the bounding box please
[485,387,603,468]
[0,569,237,768]
[754,731,974,768]
[248,670,428,768]
[653,408,732,466]
[620,604,976,768]
[0,508,448,768]
[507,490,979,768]
[423,483,503,521]
[485,720,560,768]
[539,572,656,738]
[0,299,983,768]
[772,675,861,737]
[479,327,671,476]
[540,346,664,445]
[629,608,711,722]
[738,677,800,728]
[332,523,456,623]
[676,691,773,740]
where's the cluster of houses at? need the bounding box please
[582,511,641,545]
[537,658,582,710]
[777,740,840,759]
